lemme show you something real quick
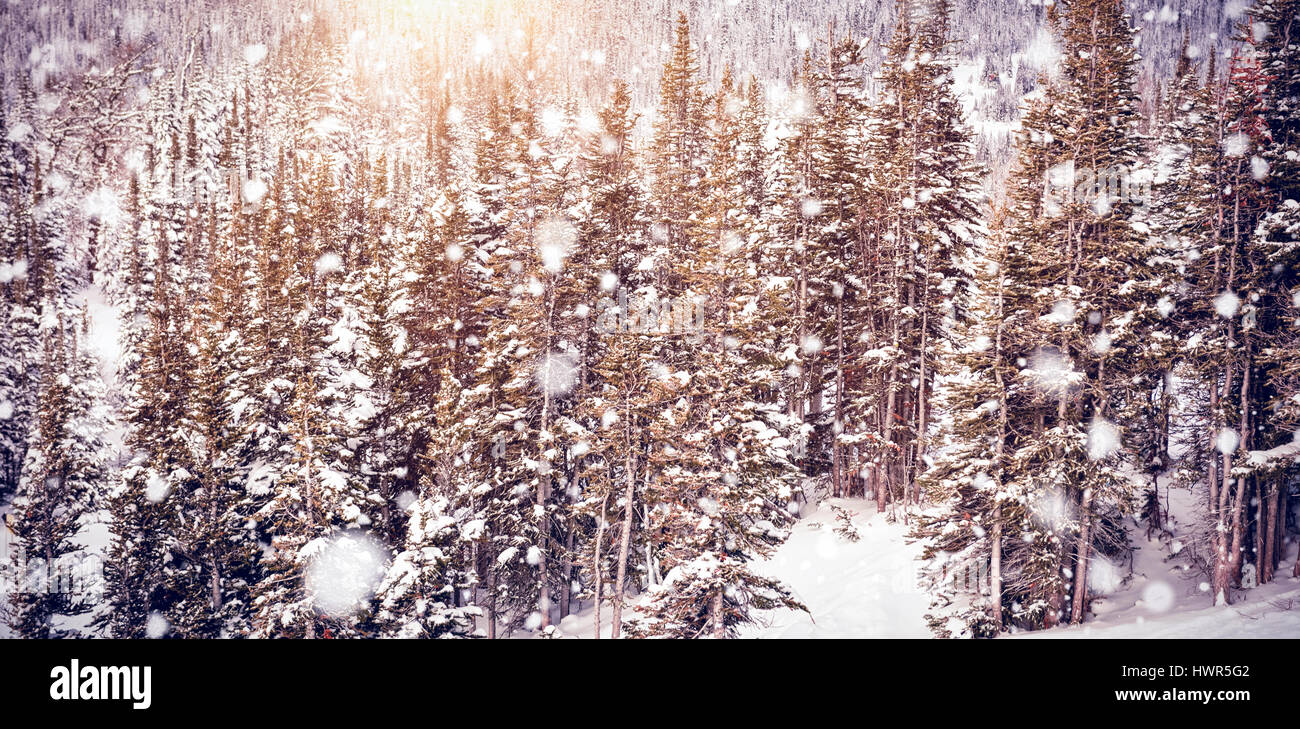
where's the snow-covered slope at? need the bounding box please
[541,489,1298,639]
[1014,484,1300,639]
[735,491,1300,639]
[739,498,932,638]
[548,498,934,639]
[1014,546,1300,639]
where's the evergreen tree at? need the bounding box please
[8,310,110,638]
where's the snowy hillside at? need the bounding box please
[738,499,933,638]
[740,496,1300,639]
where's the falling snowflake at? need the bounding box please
[1215,428,1240,455]
[536,352,579,397]
[5,121,32,143]
[1222,132,1250,158]
[145,472,169,503]
[1046,300,1076,324]
[1088,556,1124,595]
[537,217,577,274]
[305,531,387,617]
[801,335,823,355]
[1090,330,1112,355]
[1250,156,1270,181]
[242,177,268,204]
[1156,296,1175,318]
[315,252,343,276]
[396,491,417,512]
[541,107,566,137]
[1140,581,1175,613]
[0,259,27,284]
[1087,419,1121,460]
[1213,291,1240,319]
[146,611,170,639]
[601,409,619,428]
[1024,346,1078,396]
[1030,488,1070,531]
[82,186,124,226]
[576,110,601,134]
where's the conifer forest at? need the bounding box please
[2,0,1300,641]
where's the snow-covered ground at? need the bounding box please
[1015,549,1300,639]
[742,490,1300,639]
[543,498,932,639]
[1015,484,1300,640]
[738,498,931,638]
[531,488,1300,639]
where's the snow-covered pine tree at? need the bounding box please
[7,310,110,638]
[648,12,710,293]
[564,78,655,637]
[1248,0,1300,583]
[862,0,983,512]
[805,33,870,500]
[622,18,805,637]
[1161,36,1278,604]
[915,209,1021,638]
[0,101,37,499]
[1001,0,1154,626]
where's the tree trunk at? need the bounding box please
[610,425,636,639]
[880,361,899,513]
[592,493,607,639]
[1070,491,1093,625]
[833,296,845,497]
[560,525,574,617]
[1261,481,1277,584]
[1275,485,1287,575]
[990,505,1003,631]
[710,590,725,639]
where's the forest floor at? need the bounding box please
[736,489,1300,639]
[736,497,932,638]
[1014,483,1300,639]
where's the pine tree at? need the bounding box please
[8,311,110,638]
[1245,0,1300,583]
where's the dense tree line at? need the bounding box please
[1,0,1298,638]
